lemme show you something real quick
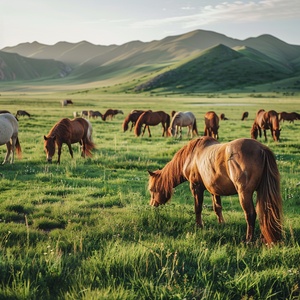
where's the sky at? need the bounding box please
[1,0,300,49]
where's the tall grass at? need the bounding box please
[0,91,299,299]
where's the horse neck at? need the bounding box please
[134,114,145,135]
[170,115,179,129]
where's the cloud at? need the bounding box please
[131,0,300,29]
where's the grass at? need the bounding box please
[0,90,299,299]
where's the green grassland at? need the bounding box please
[0,90,300,299]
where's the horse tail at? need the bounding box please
[193,119,199,136]
[256,147,283,244]
[15,137,22,159]
[134,113,145,137]
[84,120,96,157]
[166,114,171,136]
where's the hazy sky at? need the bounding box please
[1,0,300,49]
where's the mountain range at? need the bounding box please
[1,29,300,93]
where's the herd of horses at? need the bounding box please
[1,106,299,245]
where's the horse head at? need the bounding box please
[44,135,56,163]
[272,128,281,142]
[148,170,172,206]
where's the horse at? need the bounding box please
[251,109,281,142]
[241,111,249,121]
[204,111,219,139]
[16,110,31,118]
[44,117,95,164]
[169,111,198,139]
[219,113,228,120]
[148,136,283,245]
[0,113,22,164]
[278,111,300,123]
[102,109,124,121]
[122,110,145,132]
[61,99,73,107]
[81,111,88,118]
[134,110,170,137]
[89,111,103,119]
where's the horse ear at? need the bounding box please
[148,170,157,177]
[44,135,48,140]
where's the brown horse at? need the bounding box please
[219,113,228,120]
[241,111,249,121]
[102,109,124,121]
[278,111,300,123]
[16,110,31,118]
[134,110,170,137]
[204,111,219,139]
[122,110,145,132]
[251,109,281,142]
[148,136,283,245]
[44,118,95,164]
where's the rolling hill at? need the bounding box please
[1,29,300,92]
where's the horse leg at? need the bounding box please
[238,191,256,243]
[147,126,151,137]
[2,142,12,164]
[190,183,204,227]
[212,195,225,223]
[263,129,268,141]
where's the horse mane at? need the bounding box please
[152,138,202,196]
[122,114,131,132]
[170,112,181,128]
[46,118,71,138]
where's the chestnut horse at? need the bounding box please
[134,110,170,137]
[148,136,283,245]
[0,113,22,164]
[102,109,124,121]
[241,111,249,121]
[169,111,198,139]
[278,111,300,123]
[204,111,219,139]
[251,109,281,142]
[44,118,95,164]
[122,110,145,132]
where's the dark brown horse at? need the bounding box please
[219,113,228,120]
[278,111,300,123]
[251,109,281,142]
[148,136,283,245]
[44,118,95,164]
[204,111,219,139]
[134,110,170,137]
[102,109,124,121]
[16,110,31,118]
[241,111,249,121]
[122,110,145,132]
[88,110,103,119]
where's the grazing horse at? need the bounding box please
[16,110,31,118]
[169,111,198,139]
[44,118,95,164]
[204,111,219,139]
[134,110,170,137]
[278,111,300,123]
[61,99,73,107]
[0,113,22,164]
[102,109,124,121]
[251,109,281,142]
[122,110,145,132]
[219,113,228,120]
[88,110,103,119]
[241,111,249,121]
[148,136,283,245]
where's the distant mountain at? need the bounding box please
[1,29,300,92]
[0,50,71,80]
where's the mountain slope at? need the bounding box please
[1,29,300,92]
[0,50,71,81]
[134,44,294,92]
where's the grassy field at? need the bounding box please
[0,90,300,299]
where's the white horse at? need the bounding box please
[0,113,22,164]
[168,111,199,139]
